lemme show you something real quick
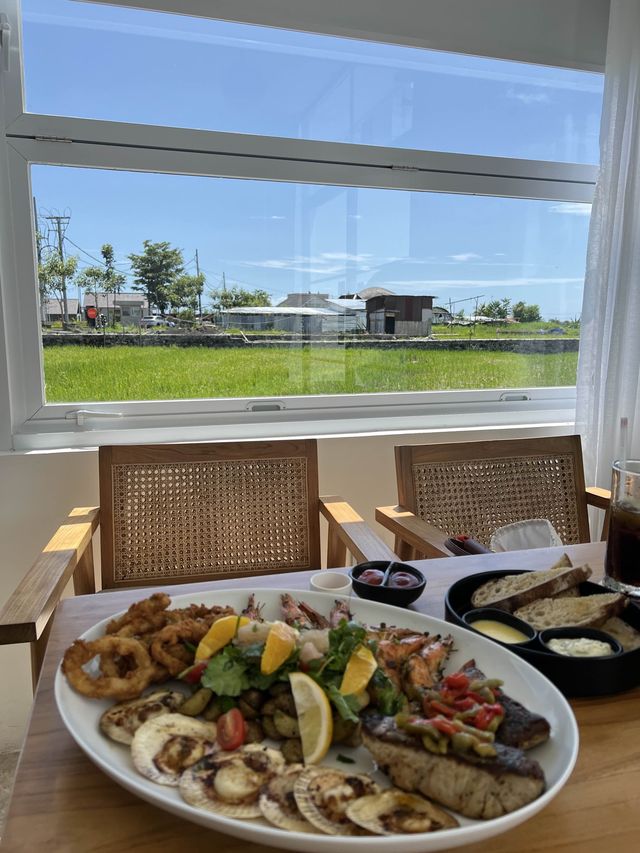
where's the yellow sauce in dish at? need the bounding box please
[470,619,529,644]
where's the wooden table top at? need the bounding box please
[4,541,639,853]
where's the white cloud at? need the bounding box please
[248,215,286,221]
[450,252,481,262]
[241,251,374,274]
[507,88,550,105]
[321,252,372,262]
[548,203,592,216]
[494,252,506,257]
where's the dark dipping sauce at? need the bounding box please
[605,502,640,586]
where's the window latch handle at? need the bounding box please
[0,14,10,73]
[65,410,124,427]
[499,392,531,402]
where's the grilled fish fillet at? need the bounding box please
[362,713,545,820]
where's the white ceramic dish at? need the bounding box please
[54,588,579,853]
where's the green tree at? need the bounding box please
[76,265,105,320]
[101,244,126,326]
[512,301,542,322]
[168,272,206,314]
[209,284,272,310]
[129,240,184,315]
[478,298,510,319]
[38,253,79,324]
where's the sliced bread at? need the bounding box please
[514,593,627,631]
[470,554,592,612]
[600,616,640,652]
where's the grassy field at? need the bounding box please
[432,321,580,339]
[43,345,578,402]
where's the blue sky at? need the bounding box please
[24,0,603,319]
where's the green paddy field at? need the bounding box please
[43,345,578,402]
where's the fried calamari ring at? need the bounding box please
[100,653,171,685]
[150,619,208,676]
[62,636,155,699]
[106,592,171,635]
[167,604,236,626]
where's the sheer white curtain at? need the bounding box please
[576,0,640,487]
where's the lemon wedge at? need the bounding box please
[339,644,378,695]
[195,614,249,660]
[260,621,297,675]
[289,672,333,765]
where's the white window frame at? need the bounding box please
[0,0,599,450]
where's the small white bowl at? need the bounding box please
[309,571,352,594]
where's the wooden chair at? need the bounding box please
[376,435,611,560]
[0,439,395,685]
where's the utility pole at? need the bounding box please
[45,214,71,323]
[195,248,202,318]
[33,197,47,324]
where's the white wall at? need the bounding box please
[0,422,572,751]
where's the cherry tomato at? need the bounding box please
[182,660,207,684]
[388,571,419,588]
[443,672,470,693]
[217,708,246,751]
[472,704,504,731]
[359,569,385,585]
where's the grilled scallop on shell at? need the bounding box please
[259,764,318,833]
[179,744,286,818]
[294,767,380,835]
[346,790,459,835]
[131,715,218,785]
[99,690,185,745]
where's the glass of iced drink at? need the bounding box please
[604,460,640,597]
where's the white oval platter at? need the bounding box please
[54,588,579,853]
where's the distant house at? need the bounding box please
[277,292,331,309]
[366,294,435,336]
[433,306,454,324]
[45,298,80,322]
[221,304,363,334]
[83,292,149,323]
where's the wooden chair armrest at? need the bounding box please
[319,495,396,566]
[586,486,611,510]
[0,507,100,647]
[375,505,453,559]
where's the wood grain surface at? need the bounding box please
[4,542,640,853]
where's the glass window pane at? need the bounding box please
[32,165,589,405]
[22,0,603,163]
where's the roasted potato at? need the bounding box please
[281,738,304,764]
[179,688,213,717]
[262,714,284,741]
[273,709,300,738]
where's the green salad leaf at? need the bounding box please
[201,646,250,696]
[201,639,299,697]
[325,684,361,723]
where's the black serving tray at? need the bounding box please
[445,570,640,697]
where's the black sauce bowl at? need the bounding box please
[462,607,537,646]
[538,626,623,659]
[349,561,426,607]
[445,568,640,696]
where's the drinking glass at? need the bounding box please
[604,460,640,597]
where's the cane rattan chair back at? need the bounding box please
[99,440,323,589]
[1,438,396,685]
[375,436,607,560]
